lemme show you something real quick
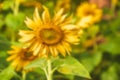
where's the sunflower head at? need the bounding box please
[19,6,81,57]
[76,2,102,24]
[7,46,38,71]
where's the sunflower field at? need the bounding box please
[0,0,120,80]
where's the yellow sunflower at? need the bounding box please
[76,16,93,28]
[7,46,38,71]
[19,6,80,57]
[76,2,102,25]
[55,0,71,11]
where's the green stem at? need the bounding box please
[14,0,20,15]
[11,29,15,43]
[47,59,53,80]
[43,68,48,79]
[22,71,26,80]
[11,0,20,15]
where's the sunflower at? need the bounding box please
[15,0,26,4]
[19,6,80,57]
[76,2,102,25]
[55,0,71,11]
[76,16,93,28]
[7,46,38,71]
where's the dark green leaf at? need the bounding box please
[0,35,10,51]
[101,64,119,80]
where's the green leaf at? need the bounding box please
[2,0,14,10]
[101,64,119,80]
[0,35,10,51]
[0,66,15,80]
[5,13,25,30]
[57,56,91,79]
[87,25,99,37]
[24,58,47,70]
[0,15,5,29]
[52,57,64,69]
[99,36,120,54]
[80,52,102,72]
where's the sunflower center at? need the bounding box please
[39,28,62,45]
[22,51,36,60]
[85,11,95,16]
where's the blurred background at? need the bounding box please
[0,0,120,80]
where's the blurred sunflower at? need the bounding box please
[7,46,38,71]
[111,0,118,8]
[0,3,2,9]
[22,1,42,9]
[76,2,102,28]
[76,16,93,28]
[19,6,80,57]
[55,0,71,11]
[15,0,26,3]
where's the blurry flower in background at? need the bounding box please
[7,46,38,71]
[111,0,118,6]
[19,6,80,57]
[55,0,71,11]
[0,3,2,9]
[15,0,26,4]
[22,1,42,9]
[76,16,93,29]
[111,0,118,10]
[76,2,102,28]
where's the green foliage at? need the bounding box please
[25,58,47,69]
[2,0,14,10]
[57,56,91,79]
[99,36,120,54]
[80,52,102,72]
[101,64,119,80]
[5,13,25,30]
[0,66,18,80]
[25,56,91,79]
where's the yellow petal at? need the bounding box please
[25,17,37,30]
[53,8,64,22]
[59,15,72,26]
[62,42,71,55]
[65,35,79,44]
[11,58,19,67]
[49,47,54,56]
[55,14,67,25]
[33,44,42,55]
[19,35,34,42]
[53,47,58,57]
[62,25,78,30]
[19,30,35,42]
[77,16,93,28]
[42,46,48,56]
[7,55,17,61]
[30,42,40,51]
[33,8,42,26]
[42,6,51,23]
[56,44,66,56]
